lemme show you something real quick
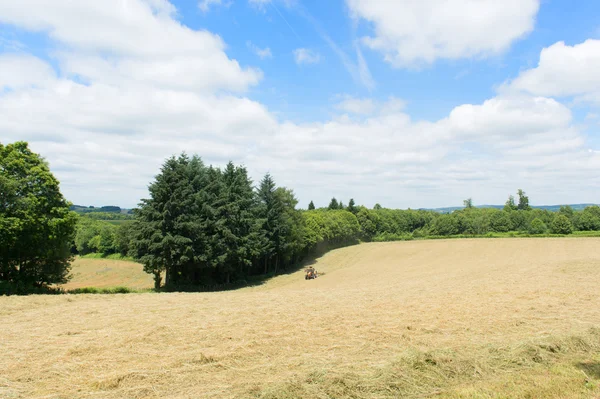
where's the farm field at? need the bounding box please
[59,257,155,291]
[2,238,600,398]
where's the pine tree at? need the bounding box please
[347,198,357,214]
[131,154,205,288]
[308,201,315,210]
[328,197,339,210]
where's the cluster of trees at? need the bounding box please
[3,142,600,293]
[121,155,362,289]
[74,217,133,256]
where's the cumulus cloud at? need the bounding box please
[0,54,56,90]
[346,0,540,67]
[0,1,599,209]
[293,48,321,65]
[507,40,600,103]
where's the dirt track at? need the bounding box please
[2,238,600,398]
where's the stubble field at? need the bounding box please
[2,238,600,398]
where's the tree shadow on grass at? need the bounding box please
[161,240,359,293]
[577,361,600,380]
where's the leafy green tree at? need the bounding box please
[463,198,473,209]
[339,200,345,210]
[551,214,573,235]
[373,203,382,210]
[559,205,574,219]
[574,206,600,231]
[529,218,547,234]
[347,198,357,214]
[504,195,517,212]
[0,142,77,289]
[308,201,315,210]
[517,189,530,211]
[490,211,511,232]
[328,197,339,210]
[432,214,459,236]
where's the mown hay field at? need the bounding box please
[2,238,600,398]
[60,257,155,290]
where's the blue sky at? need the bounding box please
[1,0,600,208]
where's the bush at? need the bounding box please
[551,215,573,235]
[529,218,547,234]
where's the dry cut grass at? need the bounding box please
[2,238,600,398]
[59,257,154,290]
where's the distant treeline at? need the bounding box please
[70,154,600,290]
[70,205,132,214]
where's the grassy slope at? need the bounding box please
[60,257,154,290]
[2,238,600,398]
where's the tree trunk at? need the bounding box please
[264,257,268,274]
[274,255,279,274]
[226,272,230,284]
[165,268,171,287]
[153,271,162,290]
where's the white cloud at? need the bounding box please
[507,40,600,102]
[346,0,540,67]
[1,1,599,209]
[0,0,261,93]
[293,48,320,65]
[0,53,56,90]
[246,41,273,59]
[199,0,223,12]
[335,96,376,115]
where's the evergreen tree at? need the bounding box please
[256,174,283,274]
[212,162,256,283]
[347,198,357,214]
[130,154,205,288]
[308,201,315,210]
[328,197,339,210]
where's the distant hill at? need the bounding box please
[423,204,599,213]
[70,205,133,214]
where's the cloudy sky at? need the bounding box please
[1,0,600,209]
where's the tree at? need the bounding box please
[504,195,517,212]
[338,200,345,210]
[308,201,315,210]
[130,154,206,288]
[328,197,339,210]
[517,189,530,211]
[463,198,473,209]
[256,173,283,275]
[559,205,574,219]
[0,142,77,290]
[529,218,547,234]
[347,198,357,214]
[551,215,573,235]
[373,203,382,210]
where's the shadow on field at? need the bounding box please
[160,240,357,293]
[577,361,600,379]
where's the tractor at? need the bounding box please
[305,267,318,280]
